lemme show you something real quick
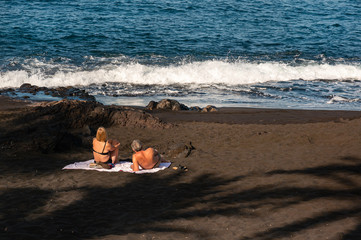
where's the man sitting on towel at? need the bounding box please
[130,139,166,171]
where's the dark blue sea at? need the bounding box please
[1,0,361,109]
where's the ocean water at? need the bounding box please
[1,0,361,110]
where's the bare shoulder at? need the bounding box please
[132,152,141,161]
[135,150,146,158]
[134,150,142,156]
[144,148,155,154]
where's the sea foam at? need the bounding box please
[1,60,361,89]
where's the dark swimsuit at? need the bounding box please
[93,141,111,163]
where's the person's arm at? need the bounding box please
[106,141,119,151]
[107,139,120,151]
[132,154,140,171]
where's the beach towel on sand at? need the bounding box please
[63,160,171,174]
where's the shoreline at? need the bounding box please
[149,107,361,125]
[2,95,361,125]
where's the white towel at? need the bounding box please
[62,160,171,174]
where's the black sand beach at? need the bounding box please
[1,96,361,240]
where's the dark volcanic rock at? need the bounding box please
[146,99,218,113]
[189,106,202,112]
[50,86,96,101]
[20,83,34,90]
[167,142,195,158]
[6,83,96,102]
[146,101,158,110]
[1,99,172,153]
[33,99,172,129]
[20,83,40,95]
[146,99,189,111]
[201,105,218,112]
[0,88,15,95]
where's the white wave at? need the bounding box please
[1,60,361,88]
[327,95,359,104]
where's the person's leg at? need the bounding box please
[152,150,167,169]
[108,139,120,164]
[95,160,111,169]
[154,149,167,163]
[110,148,119,164]
[95,156,112,169]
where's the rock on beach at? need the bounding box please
[146,99,218,112]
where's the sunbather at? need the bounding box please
[130,139,167,171]
[92,127,120,168]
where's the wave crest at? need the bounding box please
[1,59,361,89]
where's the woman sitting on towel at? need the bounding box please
[93,127,120,167]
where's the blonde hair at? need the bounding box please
[96,127,107,142]
[131,139,143,152]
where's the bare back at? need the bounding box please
[93,138,110,162]
[132,148,159,171]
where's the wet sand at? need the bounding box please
[1,96,361,240]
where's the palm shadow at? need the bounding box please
[240,155,361,240]
[1,172,247,239]
[1,156,361,239]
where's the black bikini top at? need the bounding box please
[93,141,109,155]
